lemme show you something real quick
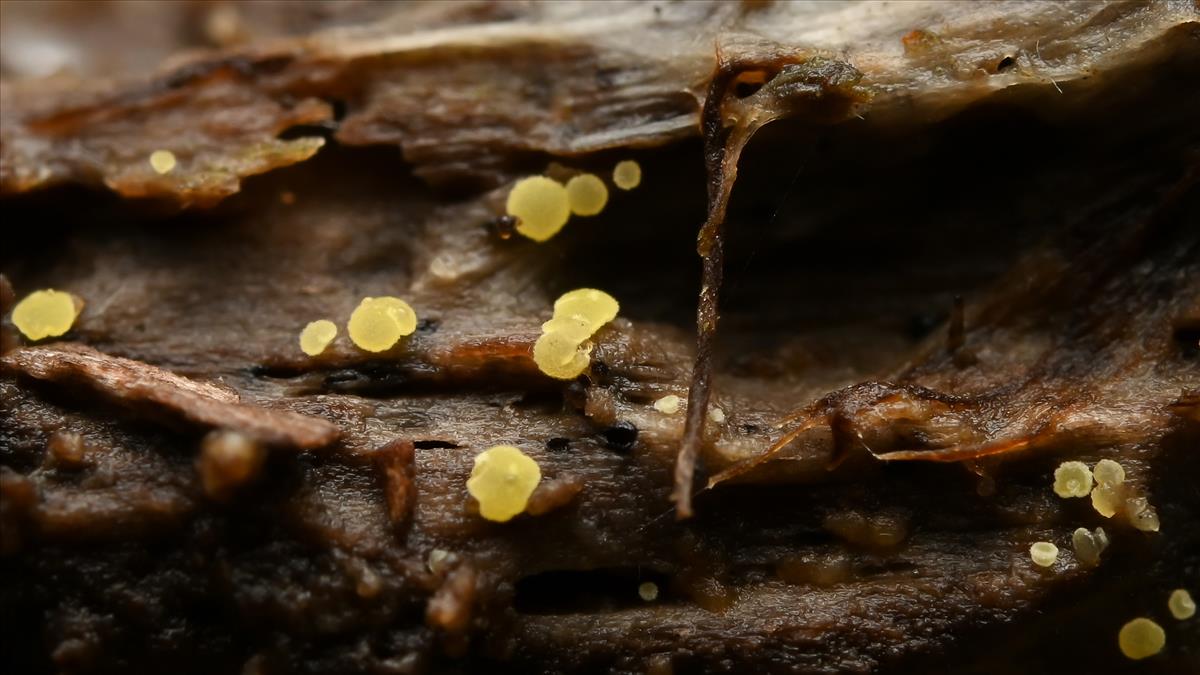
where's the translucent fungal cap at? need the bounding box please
[1053,461,1093,498]
[654,395,682,414]
[1071,527,1109,567]
[347,296,418,352]
[533,331,592,380]
[466,445,542,522]
[638,582,659,602]
[708,406,726,424]
[553,288,620,330]
[507,176,571,242]
[1091,484,1122,518]
[565,173,609,216]
[1094,459,1125,486]
[612,160,642,190]
[1126,496,1160,532]
[149,149,176,174]
[1118,617,1166,660]
[1168,589,1195,620]
[299,319,337,356]
[541,315,594,342]
[11,289,83,341]
[1029,541,1058,567]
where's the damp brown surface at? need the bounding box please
[2,2,1199,674]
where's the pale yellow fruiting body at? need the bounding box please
[612,160,642,190]
[533,288,620,380]
[1053,461,1093,498]
[1029,541,1058,567]
[149,150,177,174]
[347,296,417,352]
[1127,496,1160,532]
[1168,589,1195,620]
[466,445,542,522]
[1091,485,1121,518]
[1091,459,1126,518]
[11,289,82,340]
[532,331,592,380]
[553,288,619,330]
[709,406,726,424]
[540,316,594,342]
[1118,618,1165,660]
[565,173,609,216]
[1094,459,1125,486]
[1071,527,1109,567]
[654,395,682,414]
[299,319,337,356]
[507,176,571,242]
[638,582,659,602]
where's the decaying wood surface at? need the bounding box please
[2,2,1198,674]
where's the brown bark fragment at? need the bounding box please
[2,344,340,449]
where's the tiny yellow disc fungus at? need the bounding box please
[638,581,659,602]
[553,288,619,330]
[1091,485,1122,518]
[653,395,682,414]
[507,176,571,242]
[1053,461,1093,498]
[612,159,642,190]
[1127,496,1161,532]
[1029,541,1058,567]
[149,150,177,174]
[1071,527,1109,567]
[1118,617,1165,660]
[533,331,591,380]
[1094,459,1125,486]
[540,315,594,342]
[1168,589,1195,620]
[11,289,82,340]
[466,445,542,522]
[299,319,337,356]
[565,173,609,216]
[709,406,726,424]
[347,296,417,352]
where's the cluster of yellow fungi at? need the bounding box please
[1050,458,1158,531]
[466,445,542,522]
[533,288,619,380]
[11,289,83,341]
[298,296,418,356]
[504,160,641,242]
[1046,462,1187,660]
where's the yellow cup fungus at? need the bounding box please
[1091,459,1126,518]
[507,176,571,242]
[654,394,683,414]
[1029,541,1058,567]
[612,159,642,190]
[638,581,659,602]
[532,331,593,380]
[1168,589,1195,620]
[553,288,620,330]
[565,173,609,216]
[708,406,726,424]
[149,149,177,174]
[11,289,83,341]
[347,296,417,352]
[299,319,337,356]
[466,445,542,522]
[1117,617,1165,660]
[1071,527,1109,567]
[533,288,620,380]
[1052,460,1093,498]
